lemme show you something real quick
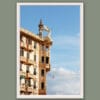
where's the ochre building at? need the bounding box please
[20,20,52,95]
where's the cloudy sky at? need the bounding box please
[20,4,81,95]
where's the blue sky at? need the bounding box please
[20,5,81,95]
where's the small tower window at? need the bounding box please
[46,46,49,51]
[41,82,44,90]
[42,45,45,50]
[41,69,44,76]
[41,56,44,63]
[46,57,49,64]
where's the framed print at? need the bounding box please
[17,2,84,99]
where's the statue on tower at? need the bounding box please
[38,19,52,41]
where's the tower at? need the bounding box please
[38,19,44,38]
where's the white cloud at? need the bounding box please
[53,34,80,49]
[47,67,80,95]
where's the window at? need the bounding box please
[34,55,36,62]
[33,68,36,75]
[25,79,31,87]
[34,42,37,49]
[46,57,49,64]
[46,46,49,51]
[20,48,24,56]
[20,75,25,85]
[41,56,44,63]
[42,45,45,50]
[33,81,36,89]
[27,52,30,59]
[28,79,31,87]
[27,38,32,44]
[26,66,29,73]
[41,69,44,76]
[41,82,44,89]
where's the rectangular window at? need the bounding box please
[25,79,28,86]
[46,46,49,51]
[33,81,36,89]
[41,56,44,63]
[41,82,44,89]
[26,66,29,73]
[20,49,24,56]
[34,42,37,49]
[25,79,31,87]
[41,69,44,76]
[29,79,31,87]
[28,38,32,44]
[34,55,36,62]
[42,45,45,50]
[33,68,36,75]
[46,57,49,64]
[27,52,30,59]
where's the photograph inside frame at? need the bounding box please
[17,2,84,99]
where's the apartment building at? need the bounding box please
[20,20,52,95]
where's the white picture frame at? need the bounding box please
[17,2,84,99]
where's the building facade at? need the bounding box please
[20,20,52,95]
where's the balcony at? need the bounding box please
[46,64,50,72]
[27,59,33,65]
[39,89,46,95]
[41,51,49,56]
[20,42,27,50]
[27,73,33,79]
[28,44,33,52]
[20,84,25,92]
[20,56,27,64]
[20,71,26,76]
[27,87,33,93]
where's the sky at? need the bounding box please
[20,5,81,95]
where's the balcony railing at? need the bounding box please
[28,44,33,52]
[27,87,33,93]
[27,73,33,79]
[39,89,46,95]
[20,56,27,63]
[27,59,33,65]
[20,71,26,76]
[41,51,49,56]
[20,84,25,92]
[20,42,27,50]
[46,64,50,72]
